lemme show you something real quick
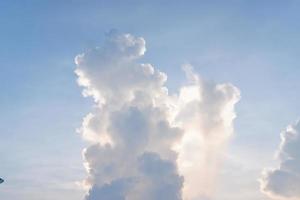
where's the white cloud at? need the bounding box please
[75,31,183,200]
[175,65,240,200]
[75,31,240,200]
[260,120,300,200]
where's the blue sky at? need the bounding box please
[1,1,300,200]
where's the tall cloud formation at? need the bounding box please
[175,65,240,200]
[260,121,300,200]
[75,31,240,200]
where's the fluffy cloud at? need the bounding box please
[175,65,240,200]
[260,120,300,200]
[75,31,240,200]
[75,31,183,200]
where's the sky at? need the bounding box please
[1,1,300,200]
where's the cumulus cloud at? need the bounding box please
[75,31,183,200]
[175,65,240,200]
[75,31,240,200]
[260,120,300,200]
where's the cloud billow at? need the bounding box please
[75,32,240,200]
[261,121,300,200]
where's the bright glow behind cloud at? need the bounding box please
[75,32,240,200]
[175,65,240,200]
